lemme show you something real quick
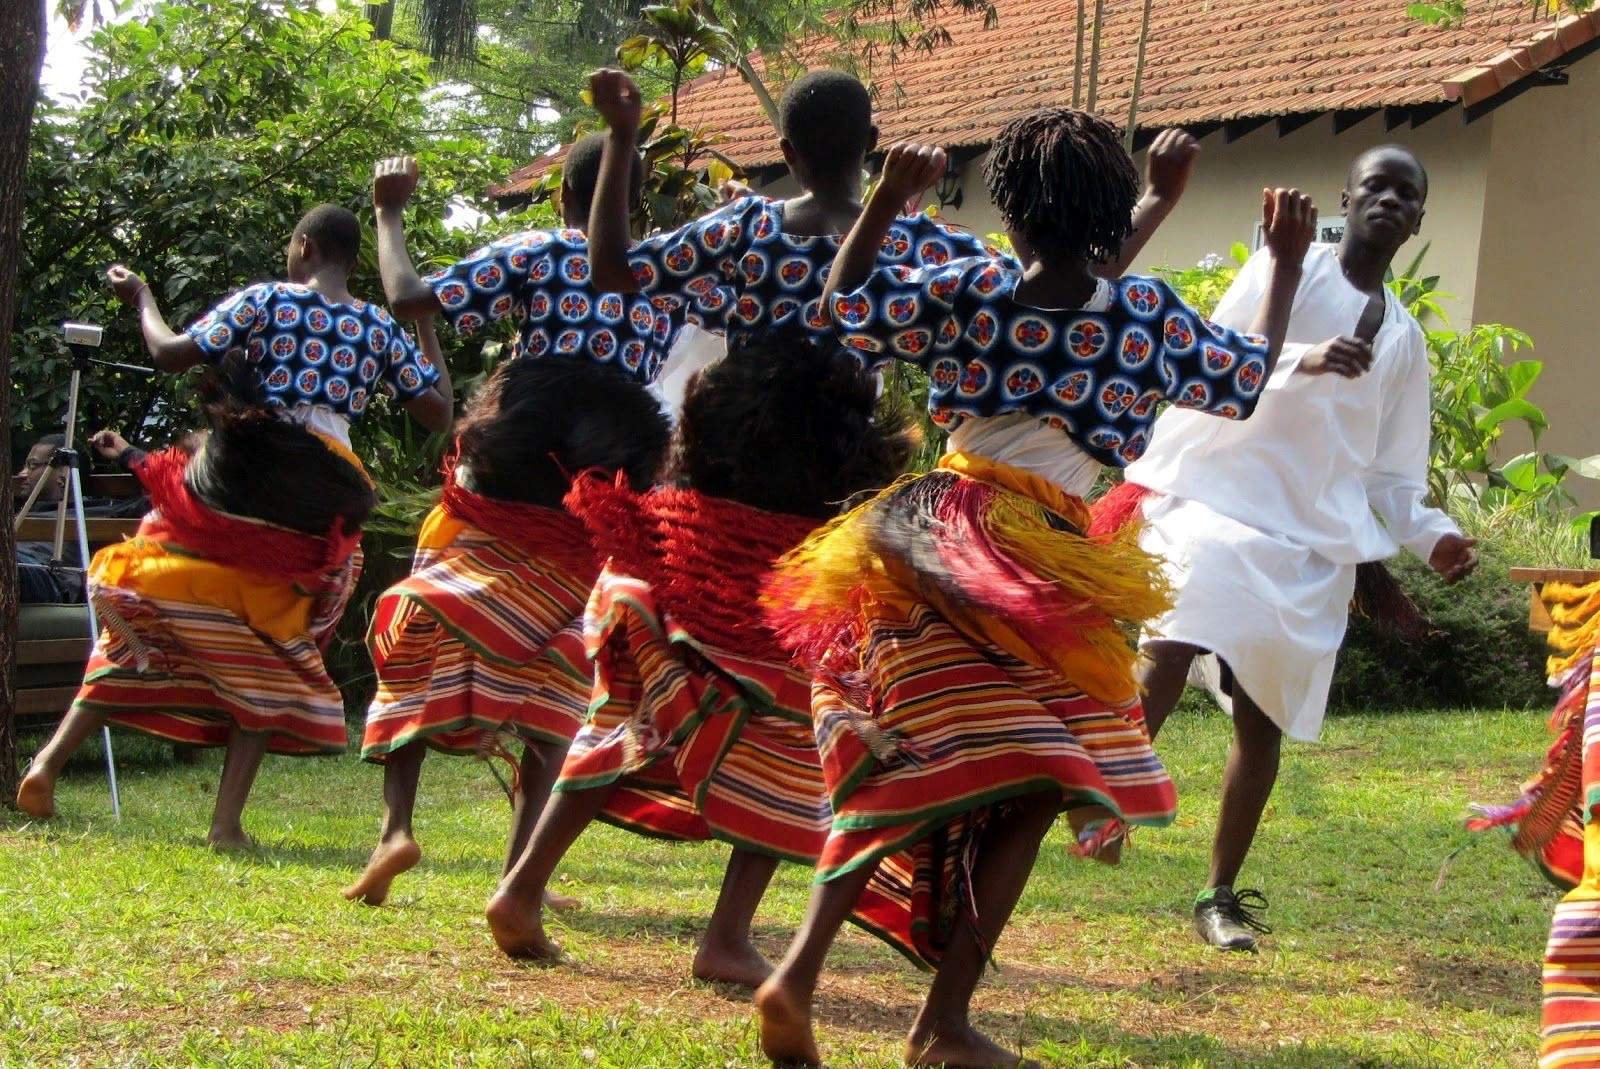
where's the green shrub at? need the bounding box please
[1330,503,1584,712]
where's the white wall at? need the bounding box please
[1473,55,1600,502]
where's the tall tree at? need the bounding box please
[0,0,48,804]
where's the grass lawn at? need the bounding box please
[0,704,1558,1068]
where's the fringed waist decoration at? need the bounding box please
[651,488,819,662]
[132,448,361,589]
[1542,579,1600,681]
[765,452,1172,707]
[564,475,818,662]
[442,466,596,584]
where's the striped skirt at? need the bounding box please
[766,454,1178,969]
[361,510,594,760]
[555,566,833,863]
[69,531,359,755]
[1541,649,1600,1067]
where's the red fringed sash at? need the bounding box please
[1087,480,1151,539]
[565,474,818,661]
[440,467,597,584]
[132,448,361,588]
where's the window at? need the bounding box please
[1252,215,1346,250]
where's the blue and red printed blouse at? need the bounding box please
[831,257,1273,468]
[186,282,439,423]
[623,196,1003,344]
[422,228,684,385]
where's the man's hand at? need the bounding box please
[90,429,130,460]
[106,265,148,307]
[878,143,947,208]
[1145,129,1200,203]
[1261,187,1316,266]
[1428,533,1479,584]
[589,68,643,133]
[1299,336,1374,379]
[373,156,419,214]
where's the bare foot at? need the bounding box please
[206,828,257,852]
[485,889,560,960]
[754,976,820,1067]
[693,935,773,989]
[16,767,57,820]
[343,836,423,906]
[543,887,580,912]
[905,1021,1038,1068]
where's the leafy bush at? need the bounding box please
[1333,529,1550,711]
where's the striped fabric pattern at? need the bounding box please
[72,570,352,756]
[1543,652,1600,1067]
[811,599,1177,969]
[555,567,833,863]
[361,524,594,759]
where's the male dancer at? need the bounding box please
[1124,145,1478,950]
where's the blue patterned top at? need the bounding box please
[623,196,1002,344]
[832,258,1272,467]
[422,228,684,384]
[186,282,439,422]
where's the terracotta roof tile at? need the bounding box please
[497,0,1600,195]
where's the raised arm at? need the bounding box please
[400,317,453,435]
[586,68,646,294]
[1244,187,1315,381]
[820,142,948,308]
[1100,129,1199,278]
[372,156,444,322]
[106,266,204,373]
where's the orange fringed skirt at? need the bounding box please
[764,453,1178,968]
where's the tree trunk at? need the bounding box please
[1084,0,1106,112]
[1123,0,1154,151]
[366,1,395,40]
[0,0,47,806]
[1072,0,1085,107]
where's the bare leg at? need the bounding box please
[343,742,427,905]
[1209,687,1282,890]
[16,704,109,818]
[1137,639,1202,741]
[694,848,779,988]
[905,792,1057,1069]
[755,858,883,1066]
[485,780,618,958]
[502,739,579,911]
[208,724,269,850]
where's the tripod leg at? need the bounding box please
[68,464,120,821]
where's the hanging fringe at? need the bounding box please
[1351,560,1436,641]
[475,728,525,804]
[442,462,596,584]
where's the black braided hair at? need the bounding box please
[675,331,915,520]
[185,352,376,534]
[455,358,670,508]
[982,108,1139,265]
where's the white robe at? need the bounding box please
[1125,243,1459,740]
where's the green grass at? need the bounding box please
[0,705,1559,1067]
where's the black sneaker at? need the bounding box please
[1193,887,1271,952]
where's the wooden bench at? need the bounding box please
[1509,567,1600,634]
[13,471,145,727]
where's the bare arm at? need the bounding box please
[399,317,453,435]
[106,266,204,372]
[586,69,645,294]
[1100,129,1200,277]
[372,156,444,322]
[1244,187,1316,381]
[821,143,949,308]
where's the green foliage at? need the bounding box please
[1333,526,1550,711]
[1153,243,1249,318]
[19,0,503,446]
[1410,0,1593,27]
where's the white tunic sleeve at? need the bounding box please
[1209,248,1273,333]
[1360,323,1459,560]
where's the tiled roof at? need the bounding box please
[495,0,1600,196]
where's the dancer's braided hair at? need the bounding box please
[982,108,1139,265]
